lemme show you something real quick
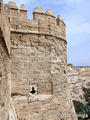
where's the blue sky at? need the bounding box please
[4,0,90,66]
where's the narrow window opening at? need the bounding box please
[30,86,36,94]
[64,70,66,74]
[2,102,4,107]
[0,72,2,77]
[8,17,10,23]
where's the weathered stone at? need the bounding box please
[0,38,10,120]
[0,0,78,120]
[68,64,90,104]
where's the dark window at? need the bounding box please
[64,70,66,74]
[8,17,10,23]
[0,72,2,77]
[30,87,36,94]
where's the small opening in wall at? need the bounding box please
[30,86,36,94]
[0,72,2,77]
[2,102,4,107]
[64,70,66,74]
[8,17,10,23]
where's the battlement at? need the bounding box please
[4,1,66,41]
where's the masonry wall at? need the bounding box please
[10,32,70,120]
[68,65,85,103]
[0,0,10,55]
[0,37,10,120]
[68,65,90,104]
[10,22,77,120]
[3,2,77,120]
[74,67,90,89]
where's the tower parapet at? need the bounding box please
[57,15,65,26]
[8,1,18,17]
[45,9,56,25]
[20,4,27,18]
[33,7,45,20]
[57,15,66,40]
[4,2,66,41]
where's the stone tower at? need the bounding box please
[0,1,77,120]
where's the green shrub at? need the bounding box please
[73,100,85,120]
[85,103,90,118]
[83,88,90,102]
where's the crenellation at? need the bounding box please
[4,2,66,41]
[20,4,27,18]
[8,1,18,18]
[33,7,45,20]
[46,9,55,17]
[8,1,18,10]
[45,9,56,25]
[57,15,65,26]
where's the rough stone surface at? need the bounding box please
[68,64,90,104]
[0,1,10,120]
[8,3,76,119]
[0,0,78,120]
[0,38,10,120]
[76,67,90,89]
[0,0,10,55]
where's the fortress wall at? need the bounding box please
[0,37,10,120]
[68,65,85,103]
[10,32,71,120]
[2,1,77,120]
[4,2,66,41]
[68,65,90,104]
[74,67,90,89]
[10,33,67,95]
[76,67,90,89]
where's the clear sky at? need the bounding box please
[4,0,90,66]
